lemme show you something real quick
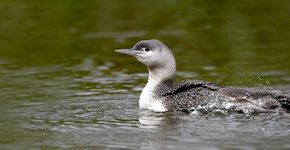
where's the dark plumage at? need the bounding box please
[116,39,290,114]
[156,80,290,114]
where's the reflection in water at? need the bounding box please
[0,53,289,149]
[0,53,290,149]
[138,111,183,129]
[139,114,165,129]
[0,0,290,149]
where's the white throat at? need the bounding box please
[139,67,175,112]
[139,75,167,112]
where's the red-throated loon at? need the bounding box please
[115,39,290,114]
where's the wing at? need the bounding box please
[161,80,224,111]
[161,80,290,114]
[218,87,290,113]
[162,80,221,96]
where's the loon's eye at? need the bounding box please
[142,47,150,52]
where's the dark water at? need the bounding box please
[0,0,290,149]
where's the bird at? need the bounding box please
[115,39,290,114]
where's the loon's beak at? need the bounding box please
[115,49,137,56]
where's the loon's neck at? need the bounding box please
[139,66,176,112]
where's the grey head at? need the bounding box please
[115,39,176,77]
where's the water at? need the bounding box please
[0,0,290,149]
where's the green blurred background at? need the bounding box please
[0,0,289,85]
[0,0,290,149]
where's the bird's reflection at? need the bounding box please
[138,110,186,129]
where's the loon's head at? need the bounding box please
[115,39,176,75]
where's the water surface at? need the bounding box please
[0,0,290,149]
